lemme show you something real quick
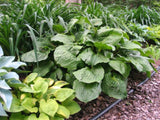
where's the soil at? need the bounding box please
[69,60,160,120]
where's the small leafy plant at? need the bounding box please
[4,73,80,120]
[0,46,26,116]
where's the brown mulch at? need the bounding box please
[69,60,160,120]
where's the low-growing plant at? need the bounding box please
[3,73,80,120]
[0,46,26,116]
[21,17,154,103]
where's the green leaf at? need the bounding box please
[40,99,58,117]
[9,113,26,120]
[0,56,15,68]
[21,50,50,62]
[49,68,63,81]
[4,96,24,112]
[62,101,81,115]
[51,34,75,44]
[57,105,70,119]
[121,40,141,49]
[73,80,101,103]
[91,19,102,26]
[79,48,110,66]
[21,98,38,113]
[109,60,131,77]
[33,61,54,77]
[53,81,69,88]
[20,85,40,93]
[94,42,115,51]
[67,19,78,31]
[0,69,7,77]
[54,45,80,70]
[54,88,74,102]
[73,66,104,83]
[24,73,38,84]
[102,72,127,99]
[52,117,64,120]
[27,113,49,120]
[53,24,65,33]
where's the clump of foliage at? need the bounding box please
[0,46,26,116]
[3,73,80,120]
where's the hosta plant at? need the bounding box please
[0,46,26,116]
[4,73,80,120]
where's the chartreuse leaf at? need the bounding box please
[9,113,26,120]
[20,85,40,93]
[73,80,101,103]
[79,48,110,66]
[53,81,69,88]
[27,113,49,120]
[21,98,38,113]
[4,96,24,112]
[54,45,80,70]
[62,100,81,115]
[57,105,70,119]
[52,117,64,120]
[51,34,75,44]
[73,66,104,83]
[21,50,50,62]
[54,88,74,102]
[40,99,58,117]
[109,60,131,78]
[102,72,127,99]
[23,73,38,84]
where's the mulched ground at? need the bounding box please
[69,60,160,120]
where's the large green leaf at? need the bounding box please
[109,60,131,78]
[9,113,26,120]
[91,19,102,26]
[21,98,38,113]
[67,19,78,31]
[79,48,110,66]
[21,50,50,62]
[102,72,127,99]
[33,61,54,77]
[62,100,81,115]
[73,66,104,83]
[94,42,115,51]
[73,80,101,103]
[54,45,80,70]
[54,88,74,102]
[40,99,58,117]
[57,105,70,119]
[51,34,75,44]
[121,40,141,49]
[27,113,49,120]
[24,73,38,84]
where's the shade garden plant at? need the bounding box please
[0,0,160,119]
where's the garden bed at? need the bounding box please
[69,60,160,120]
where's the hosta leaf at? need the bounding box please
[9,113,26,120]
[53,81,69,88]
[4,62,26,69]
[53,24,65,33]
[27,113,49,120]
[68,19,78,31]
[49,68,63,81]
[62,100,81,115]
[0,46,3,57]
[52,117,64,120]
[4,96,24,112]
[0,102,7,116]
[20,85,40,93]
[21,50,50,62]
[51,34,75,44]
[121,40,141,49]
[54,88,74,102]
[0,69,7,77]
[21,98,38,113]
[57,105,70,119]
[40,99,58,117]
[102,72,127,99]
[109,60,131,78]
[2,72,19,80]
[91,19,102,26]
[24,73,38,84]
[79,48,110,66]
[73,66,104,83]
[0,88,12,110]
[94,42,115,51]
[0,80,11,89]
[33,61,54,77]
[73,80,101,103]
[0,56,15,68]
[54,45,80,70]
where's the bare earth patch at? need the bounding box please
[69,60,160,120]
